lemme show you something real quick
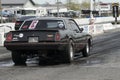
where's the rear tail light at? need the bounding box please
[55,32,61,41]
[6,33,12,42]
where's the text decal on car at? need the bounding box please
[29,20,38,29]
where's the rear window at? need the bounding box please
[20,21,32,30]
[20,20,65,30]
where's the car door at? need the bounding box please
[69,19,87,51]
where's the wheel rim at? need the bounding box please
[70,44,74,61]
[86,43,90,54]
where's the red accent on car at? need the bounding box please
[55,32,60,41]
[6,33,12,42]
[22,25,28,29]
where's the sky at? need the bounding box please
[34,0,120,4]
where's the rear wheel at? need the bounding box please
[12,51,27,65]
[82,42,90,57]
[39,56,46,65]
[63,40,74,63]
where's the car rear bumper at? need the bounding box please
[4,42,68,51]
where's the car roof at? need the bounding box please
[25,17,73,21]
[16,15,37,21]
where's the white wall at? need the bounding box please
[0,23,15,46]
[74,17,120,26]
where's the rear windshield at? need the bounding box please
[20,20,65,30]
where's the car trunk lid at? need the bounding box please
[6,30,61,42]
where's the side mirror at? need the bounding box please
[80,28,84,32]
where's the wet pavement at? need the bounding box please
[0,29,120,80]
[0,46,10,54]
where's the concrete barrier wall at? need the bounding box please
[0,23,15,31]
[80,23,115,35]
[80,24,103,35]
[103,23,115,30]
[0,33,5,46]
[0,23,15,46]
[75,16,120,26]
[94,24,104,34]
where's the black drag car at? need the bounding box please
[4,17,92,65]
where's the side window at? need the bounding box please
[68,21,73,30]
[69,20,80,32]
[20,21,32,30]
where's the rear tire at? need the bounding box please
[82,42,90,57]
[12,51,27,65]
[63,40,74,63]
[39,56,46,65]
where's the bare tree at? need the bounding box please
[66,0,80,10]
[80,1,90,10]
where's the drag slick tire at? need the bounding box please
[82,42,90,57]
[12,51,27,65]
[63,40,74,63]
